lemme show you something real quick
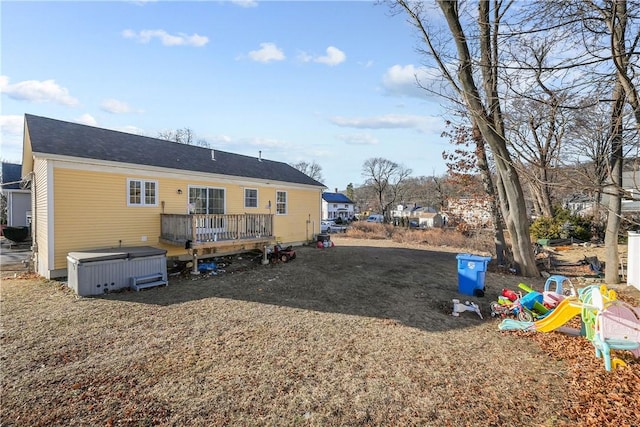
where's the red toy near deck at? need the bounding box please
[269,244,296,263]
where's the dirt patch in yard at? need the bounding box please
[1,236,639,426]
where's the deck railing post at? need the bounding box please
[161,213,275,245]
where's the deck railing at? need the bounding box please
[160,213,274,245]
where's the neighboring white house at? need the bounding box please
[572,165,640,216]
[564,193,596,217]
[413,208,444,228]
[390,204,443,228]
[621,168,640,214]
[391,204,416,218]
[322,191,355,221]
[1,162,31,229]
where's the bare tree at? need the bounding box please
[442,119,511,264]
[541,0,640,282]
[157,127,211,148]
[563,101,616,221]
[290,161,324,183]
[361,157,412,221]
[402,175,451,211]
[392,0,539,275]
[501,36,571,219]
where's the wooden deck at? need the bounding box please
[160,213,275,253]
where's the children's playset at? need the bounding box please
[492,275,640,371]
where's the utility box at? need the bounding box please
[456,253,492,297]
[628,231,640,291]
[67,246,167,296]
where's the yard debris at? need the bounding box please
[451,299,483,319]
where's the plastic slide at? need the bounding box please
[534,297,584,332]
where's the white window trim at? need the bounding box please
[276,190,287,215]
[187,185,226,214]
[127,178,158,207]
[244,188,259,209]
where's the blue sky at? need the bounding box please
[1,0,450,191]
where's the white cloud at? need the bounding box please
[207,134,233,145]
[336,133,379,146]
[241,136,292,150]
[0,115,24,135]
[248,43,285,63]
[329,114,441,133]
[0,115,24,162]
[298,46,346,66]
[122,29,209,47]
[382,64,443,98]
[231,0,258,7]
[75,114,97,126]
[198,134,294,159]
[314,46,346,66]
[0,75,79,106]
[118,125,146,135]
[101,99,142,114]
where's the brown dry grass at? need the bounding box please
[348,222,493,255]
[1,234,639,426]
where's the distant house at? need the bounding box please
[413,209,443,228]
[391,204,416,219]
[322,191,355,221]
[564,193,596,217]
[446,197,493,228]
[21,114,325,279]
[621,169,640,213]
[575,164,640,216]
[1,162,31,228]
[391,204,442,228]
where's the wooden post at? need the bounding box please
[191,250,200,275]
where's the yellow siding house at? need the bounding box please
[21,114,325,279]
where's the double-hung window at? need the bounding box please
[127,179,157,206]
[276,191,287,215]
[244,188,258,208]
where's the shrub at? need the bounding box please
[529,207,593,241]
[529,216,561,240]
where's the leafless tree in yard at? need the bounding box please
[391,0,539,275]
[442,119,511,264]
[361,157,412,221]
[536,0,640,283]
[501,36,573,218]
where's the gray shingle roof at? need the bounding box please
[1,162,23,190]
[25,114,325,187]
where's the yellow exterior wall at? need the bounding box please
[49,165,322,271]
[271,187,323,243]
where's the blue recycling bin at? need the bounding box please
[456,254,492,296]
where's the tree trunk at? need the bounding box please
[438,0,538,276]
[608,0,640,131]
[473,124,511,266]
[604,82,627,284]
